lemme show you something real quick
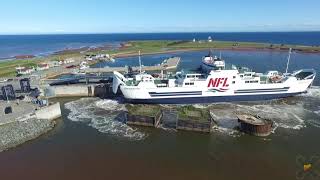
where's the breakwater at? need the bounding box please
[0,102,62,152]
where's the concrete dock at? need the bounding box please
[84,57,181,73]
[35,56,180,80]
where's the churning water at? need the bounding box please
[65,98,146,140]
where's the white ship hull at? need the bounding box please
[201,61,218,73]
[113,69,316,104]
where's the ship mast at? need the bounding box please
[139,50,142,74]
[285,48,292,74]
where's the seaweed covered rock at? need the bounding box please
[177,106,213,133]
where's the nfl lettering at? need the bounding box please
[207,78,229,88]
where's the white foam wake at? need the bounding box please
[65,98,146,140]
[208,102,311,136]
[315,107,320,115]
[306,106,320,128]
[300,86,320,99]
[234,103,307,130]
[209,106,240,137]
[95,99,127,111]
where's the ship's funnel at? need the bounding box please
[112,71,127,94]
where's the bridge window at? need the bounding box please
[185,82,194,86]
[245,80,259,83]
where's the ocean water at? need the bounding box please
[1,32,320,59]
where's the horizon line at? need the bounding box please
[1,30,320,36]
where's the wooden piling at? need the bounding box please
[237,114,273,136]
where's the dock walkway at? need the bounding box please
[84,57,180,73]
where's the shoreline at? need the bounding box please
[0,118,57,152]
[111,46,320,59]
[0,40,320,78]
[1,46,310,63]
[0,43,117,61]
[1,39,320,61]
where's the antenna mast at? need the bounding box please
[139,50,142,74]
[285,48,292,74]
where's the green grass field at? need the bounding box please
[126,104,161,117]
[177,105,211,122]
[0,53,82,78]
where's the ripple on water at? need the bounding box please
[306,105,320,128]
[208,101,315,136]
[63,86,320,139]
[65,98,146,141]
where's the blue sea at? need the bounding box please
[1,32,320,59]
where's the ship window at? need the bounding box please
[240,75,243,78]
[246,80,259,83]
[185,82,194,86]
[233,76,236,79]
[232,81,235,84]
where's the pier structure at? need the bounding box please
[39,57,181,98]
[125,105,214,133]
[84,57,180,74]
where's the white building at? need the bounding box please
[16,66,35,75]
[48,61,60,67]
[37,63,50,71]
[65,58,75,64]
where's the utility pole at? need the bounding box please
[285,48,292,74]
[139,50,142,74]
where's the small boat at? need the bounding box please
[71,71,86,75]
[109,57,115,62]
[201,50,225,72]
[79,61,89,70]
[237,114,273,136]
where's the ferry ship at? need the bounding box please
[201,51,225,72]
[112,50,316,104]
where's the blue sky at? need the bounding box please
[1,0,320,34]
